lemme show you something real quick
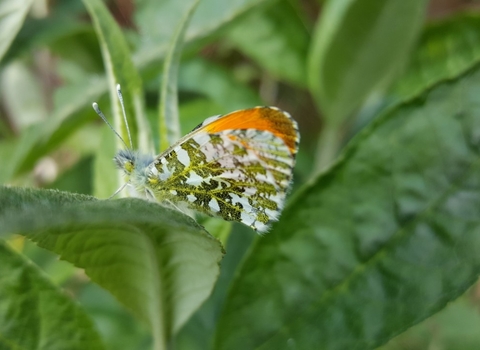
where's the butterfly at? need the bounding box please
[93,85,299,233]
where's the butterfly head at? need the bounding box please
[114,149,153,177]
[114,149,136,176]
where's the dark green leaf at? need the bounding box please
[0,186,224,347]
[0,241,105,350]
[215,59,480,350]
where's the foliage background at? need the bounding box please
[2,0,480,349]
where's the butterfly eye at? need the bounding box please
[124,161,135,173]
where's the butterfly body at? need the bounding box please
[113,106,299,233]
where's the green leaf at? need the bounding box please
[0,241,105,350]
[133,0,271,68]
[82,0,150,153]
[226,0,310,87]
[308,0,428,123]
[0,186,224,348]
[0,0,34,62]
[178,58,262,110]
[393,13,480,101]
[158,0,200,152]
[215,60,480,349]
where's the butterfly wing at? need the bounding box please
[145,107,299,233]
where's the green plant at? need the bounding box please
[2,0,480,349]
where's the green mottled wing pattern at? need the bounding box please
[144,120,297,232]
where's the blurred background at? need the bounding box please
[2,0,480,349]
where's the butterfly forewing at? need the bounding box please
[144,107,299,233]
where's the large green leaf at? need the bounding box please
[308,0,428,123]
[225,0,310,87]
[0,241,105,350]
[0,187,224,348]
[0,0,34,62]
[215,60,480,349]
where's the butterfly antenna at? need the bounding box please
[116,84,133,149]
[92,102,130,150]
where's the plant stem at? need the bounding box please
[314,121,345,174]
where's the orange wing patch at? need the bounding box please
[203,107,299,155]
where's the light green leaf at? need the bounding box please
[226,0,309,87]
[82,0,150,153]
[0,0,34,62]
[215,59,480,349]
[0,186,224,348]
[0,241,105,350]
[308,0,428,123]
[158,0,200,152]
